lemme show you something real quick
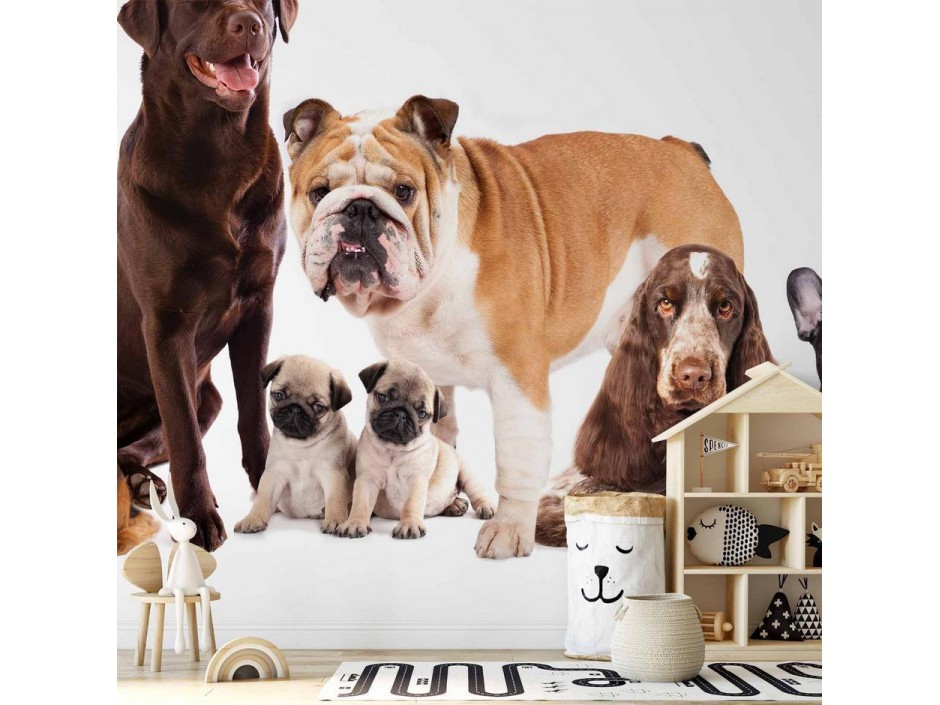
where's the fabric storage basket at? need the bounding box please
[611,593,705,682]
[564,492,666,660]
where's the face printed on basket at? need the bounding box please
[567,521,641,604]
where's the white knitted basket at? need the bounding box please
[610,593,705,682]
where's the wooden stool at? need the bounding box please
[131,591,221,671]
[122,541,221,672]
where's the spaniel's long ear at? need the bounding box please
[726,276,775,390]
[572,277,662,490]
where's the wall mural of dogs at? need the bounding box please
[117,0,299,553]
[282,96,746,558]
[787,267,822,388]
[536,245,774,547]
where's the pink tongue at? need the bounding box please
[214,54,259,92]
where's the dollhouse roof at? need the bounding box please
[651,361,822,442]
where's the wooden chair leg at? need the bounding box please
[205,604,217,654]
[187,602,199,662]
[134,602,151,667]
[151,603,165,673]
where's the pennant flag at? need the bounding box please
[701,435,738,456]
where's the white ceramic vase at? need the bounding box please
[610,593,705,682]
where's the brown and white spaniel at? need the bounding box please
[536,244,774,547]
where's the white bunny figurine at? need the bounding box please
[149,479,215,655]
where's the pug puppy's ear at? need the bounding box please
[432,387,448,423]
[283,99,341,160]
[330,372,353,411]
[358,361,389,393]
[118,0,163,57]
[261,359,284,387]
[396,95,459,153]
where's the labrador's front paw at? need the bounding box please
[392,518,427,539]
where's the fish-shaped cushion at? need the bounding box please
[686,505,789,566]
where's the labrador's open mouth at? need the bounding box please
[185,53,260,94]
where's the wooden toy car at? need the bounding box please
[758,444,822,493]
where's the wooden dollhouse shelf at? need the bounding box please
[684,566,822,576]
[684,492,822,499]
[705,640,822,660]
[657,362,823,660]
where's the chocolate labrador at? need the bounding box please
[117,0,299,553]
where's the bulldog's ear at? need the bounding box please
[397,95,459,151]
[358,361,389,393]
[118,0,163,57]
[329,372,353,411]
[432,387,448,423]
[283,99,341,160]
[273,0,299,43]
[260,359,284,387]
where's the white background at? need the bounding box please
[115,0,820,648]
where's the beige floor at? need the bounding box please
[117,649,817,704]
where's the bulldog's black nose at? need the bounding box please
[227,10,262,36]
[344,198,381,222]
[594,565,609,580]
[687,527,697,541]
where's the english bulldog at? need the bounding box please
[283,95,743,558]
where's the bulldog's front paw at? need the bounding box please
[234,515,267,534]
[474,519,533,558]
[392,519,427,539]
[336,520,371,538]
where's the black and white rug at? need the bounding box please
[319,661,822,701]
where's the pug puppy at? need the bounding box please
[336,359,495,539]
[235,355,356,535]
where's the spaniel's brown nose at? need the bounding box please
[676,359,712,391]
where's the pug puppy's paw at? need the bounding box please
[336,520,371,538]
[475,502,496,520]
[320,519,343,535]
[234,515,268,534]
[392,519,427,539]
[441,497,469,517]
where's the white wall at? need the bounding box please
[116,0,820,648]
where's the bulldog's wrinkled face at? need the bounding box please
[261,355,352,441]
[118,0,297,113]
[640,245,757,410]
[359,360,446,447]
[283,96,461,317]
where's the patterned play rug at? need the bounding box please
[319,661,822,701]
